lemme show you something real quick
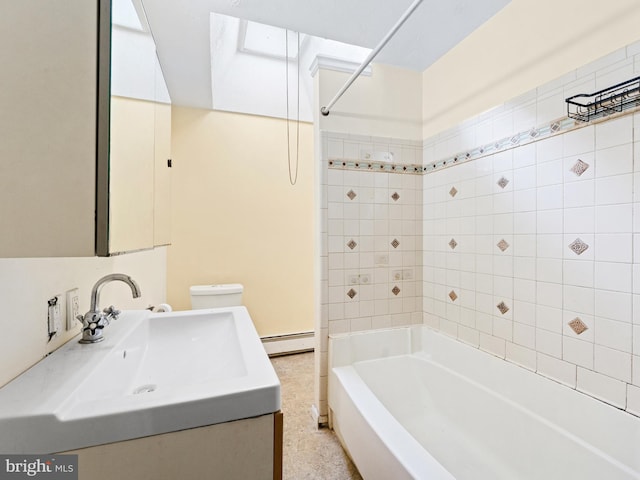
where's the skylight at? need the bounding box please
[238,20,306,60]
[112,0,144,31]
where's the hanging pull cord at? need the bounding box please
[285,29,300,186]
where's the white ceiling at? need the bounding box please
[142,0,511,110]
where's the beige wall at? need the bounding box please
[0,248,167,388]
[422,0,640,137]
[317,64,423,140]
[168,107,314,337]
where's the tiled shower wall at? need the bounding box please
[423,41,640,416]
[317,133,423,420]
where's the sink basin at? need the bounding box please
[0,307,281,453]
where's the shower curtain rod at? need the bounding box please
[320,0,424,116]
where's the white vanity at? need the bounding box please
[0,308,282,479]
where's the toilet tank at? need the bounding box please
[190,284,244,309]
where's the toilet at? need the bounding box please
[189,284,244,309]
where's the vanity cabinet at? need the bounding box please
[0,0,171,258]
[63,412,284,480]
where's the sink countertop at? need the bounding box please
[0,307,281,453]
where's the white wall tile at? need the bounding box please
[563,337,594,369]
[577,367,626,408]
[514,256,536,280]
[595,204,632,233]
[595,115,633,150]
[537,353,576,387]
[594,289,632,323]
[513,321,536,348]
[627,384,640,416]
[563,285,594,315]
[594,317,632,353]
[536,329,562,358]
[537,159,564,186]
[537,236,564,260]
[594,262,632,293]
[536,136,564,164]
[595,174,633,205]
[564,125,595,156]
[536,281,563,308]
[564,206,594,233]
[415,49,640,418]
[536,304,563,332]
[479,333,506,358]
[537,185,563,210]
[595,143,633,178]
[564,180,595,208]
[514,189,537,213]
[537,210,563,234]
[594,344,632,382]
[513,300,536,326]
[506,341,536,371]
[563,260,594,288]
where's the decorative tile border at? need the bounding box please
[328,158,425,174]
[423,117,575,173]
[328,104,640,176]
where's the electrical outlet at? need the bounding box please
[66,288,80,331]
[47,295,63,341]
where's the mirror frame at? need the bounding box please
[96,0,112,256]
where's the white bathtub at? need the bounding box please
[329,327,640,480]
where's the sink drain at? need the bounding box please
[133,384,157,395]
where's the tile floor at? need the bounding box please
[270,352,363,480]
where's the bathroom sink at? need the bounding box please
[0,307,280,453]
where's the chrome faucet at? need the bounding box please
[78,274,141,344]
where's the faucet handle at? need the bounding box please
[103,305,121,320]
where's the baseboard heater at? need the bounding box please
[261,331,314,357]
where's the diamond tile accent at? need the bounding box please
[392,286,401,296]
[550,121,561,132]
[510,135,520,145]
[449,290,458,302]
[568,317,588,335]
[391,239,400,249]
[497,177,509,189]
[346,189,357,200]
[569,238,589,256]
[529,128,539,138]
[570,159,589,177]
[347,288,357,299]
[497,239,510,252]
[496,301,509,315]
[391,192,400,202]
[449,187,458,197]
[347,239,357,250]
[449,238,458,250]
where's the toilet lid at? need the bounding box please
[190,284,243,295]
